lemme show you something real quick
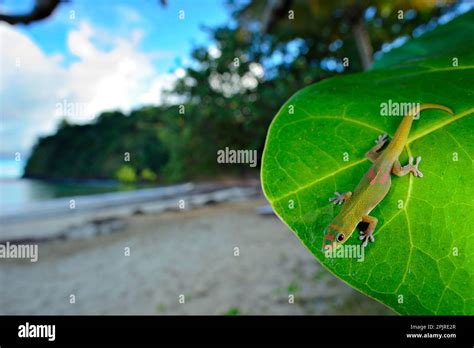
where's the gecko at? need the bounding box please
[322,103,453,251]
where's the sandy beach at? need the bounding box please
[0,194,393,315]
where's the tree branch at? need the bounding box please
[352,16,373,70]
[0,0,61,25]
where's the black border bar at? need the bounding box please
[0,315,473,346]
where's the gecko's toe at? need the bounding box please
[329,192,345,204]
[411,156,423,178]
[362,238,369,248]
[375,133,388,145]
[360,230,375,247]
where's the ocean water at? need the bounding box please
[0,158,23,179]
[0,177,134,208]
[0,158,145,209]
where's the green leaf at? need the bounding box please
[261,11,474,315]
[371,11,474,70]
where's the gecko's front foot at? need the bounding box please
[375,133,388,145]
[359,230,375,248]
[329,191,352,205]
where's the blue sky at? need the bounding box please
[0,0,233,160]
[3,0,232,72]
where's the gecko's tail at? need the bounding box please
[385,103,453,158]
[416,103,453,117]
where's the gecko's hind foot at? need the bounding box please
[359,230,375,248]
[329,192,351,205]
[375,133,388,145]
[408,156,423,178]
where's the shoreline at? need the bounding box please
[0,181,261,243]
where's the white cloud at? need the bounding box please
[0,23,66,152]
[67,21,97,59]
[0,21,176,154]
[116,5,142,23]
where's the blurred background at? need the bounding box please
[0,0,472,315]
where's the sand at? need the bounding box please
[0,199,394,315]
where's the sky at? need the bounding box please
[0,0,232,158]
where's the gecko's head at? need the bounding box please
[322,223,349,252]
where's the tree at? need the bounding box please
[236,0,455,70]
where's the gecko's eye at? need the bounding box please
[336,233,345,242]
